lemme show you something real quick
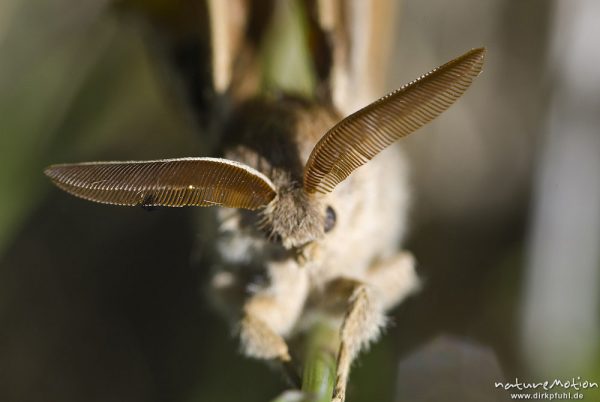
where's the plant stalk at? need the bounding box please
[270,321,339,402]
[301,321,339,402]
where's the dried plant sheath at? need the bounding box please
[44,157,276,209]
[303,47,486,194]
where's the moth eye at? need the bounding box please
[268,232,283,244]
[324,206,336,233]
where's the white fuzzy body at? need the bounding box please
[210,138,416,335]
[204,99,420,402]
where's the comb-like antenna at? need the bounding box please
[44,157,276,210]
[303,47,486,194]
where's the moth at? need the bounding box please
[44,47,484,401]
[45,0,485,402]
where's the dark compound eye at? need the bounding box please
[324,206,336,233]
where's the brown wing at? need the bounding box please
[207,0,249,93]
[303,47,486,194]
[313,0,398,114]
[44,157,276,210]
[207,0,274,98]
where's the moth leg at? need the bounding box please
[366,251,420,310]
[331,252,420,402]
[331,280,385,402]
[240,260,309,363]
[240,301,292,362]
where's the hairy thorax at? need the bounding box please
[212,95,410,298]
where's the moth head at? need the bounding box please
[259,184,323,249]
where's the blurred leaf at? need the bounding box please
[0,3,198,257]
[261,0,315,98]
[0,2,114,255]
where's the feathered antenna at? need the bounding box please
[44,157,276,210]
[303,47,486,195]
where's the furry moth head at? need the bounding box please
[45,48,485,248]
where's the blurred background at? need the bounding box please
[1,0,599,401]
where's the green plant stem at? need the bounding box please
[301,321,339,402]
[270,321,339,402]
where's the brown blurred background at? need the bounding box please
[1,1,599,401]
